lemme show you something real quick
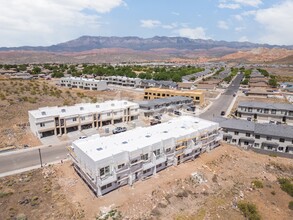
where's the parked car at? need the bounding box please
[150,119,161,126]
[221,111,225,116]
[112,127,127,134]
[153,115,161,120]
[174,110,182,116]
[79,136,87,139]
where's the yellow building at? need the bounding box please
[144,88,204,106]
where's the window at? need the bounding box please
[153,149,160,156]
[131,159,138,164]
[271,109,276,114]
[278,147,284,151]
[143,168,151,174]
[232,139,236,143]
[81,116,85,121]
[141,153,148,161]
[40,123,45,127]
[255,135,260,139]
[234,131,239,135]
[114,112,117,115]
[100,166,110,176]
[107,113,111,116]
[156,163,162,168]
[166,148,171,153]
[244,141,249,145]
[246,133,251,137]
[118,163,125,169]
[279,138,285,143]
[248,108,252,112]
[254,143,259,147]
[72,117,77,122]
[264,109,269,114]
[196,97,200,100]
[101,183,112,191]
[267,136,272,141]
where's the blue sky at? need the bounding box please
[0,0,292,46]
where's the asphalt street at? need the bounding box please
[200,73,243,121]
[0,141,69,176]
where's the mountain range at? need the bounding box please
[0,36,292,64]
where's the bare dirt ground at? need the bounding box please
[2,143,291,220]
[0,79,142,149]
[265,67,293,82]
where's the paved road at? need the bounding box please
[200,73,243,121]
[0,142,69,176]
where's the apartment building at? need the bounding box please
[220,119,293,154]
[236,101,293,124]
[29,100,139,139]
[144,88,204,106]
[138,96,193,117]
[59,77,108,90]
[70,116,222,196]
[102,76,141,87]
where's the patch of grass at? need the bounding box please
[252,180,264,189]
[278,178,293,197]
[289,201,293,210]
[0,191,14,198]
[237,201,261,220]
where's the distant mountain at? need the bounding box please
[1,36,292,52]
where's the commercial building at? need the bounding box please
[144,88,204,106]
[59,77,108,91]
[220,119,293,155]
[138,96,193,117]
[70,116,221,196]
[236,101,293,124]
[29,100,139,139]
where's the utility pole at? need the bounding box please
[38,148,43,167]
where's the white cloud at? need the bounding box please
[0,0,125,46]
[234,14,243,21]
[217,21,229,30]
[235,26,245,32]
[218,3,240,9]
[239,36,248,42]
[140,20,161,28]
[234,0,262,7]
[171,12,180,16]
[218,0,262,9]
[175,27,210,39]
[254,1,293,45]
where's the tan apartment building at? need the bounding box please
[144,88,204,106]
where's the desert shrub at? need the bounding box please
[237,201,261,220]
[278,178,293,197]
[289,201,293,210]
[252,180,264,189]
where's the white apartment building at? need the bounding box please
[70,116,222,196]
[29,100,139,139]
[59,77,108,90]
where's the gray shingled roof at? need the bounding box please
[220,119,255,131]
[138,96,192,108]
[238,101,293,111]
[255,123,293,139]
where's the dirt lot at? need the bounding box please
[1,143,292,220]
[0,79,143,149]
[265,67,293,82]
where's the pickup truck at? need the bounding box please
[150,119,161,126]
[112,127,127,134]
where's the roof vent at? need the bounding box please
[96,147,103,151]
[163,131,168,133]
[61,109,66,113]
[41,111,46,116]
[111,103,115,107]
[80,107,84,110]
[145,135,151,138]
[124,102,128,105]
[122,141,128,144]
[96,105,100,108]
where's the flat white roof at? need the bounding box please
[61,77,106,82]
[29,100,138,119]
[73,116,218,162]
